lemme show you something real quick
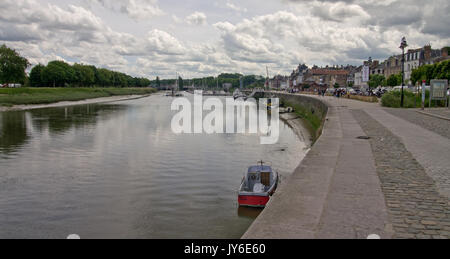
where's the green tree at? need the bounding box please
[156,76,161,88]
[178,76,183,90]
[0,44,30,86]
[73,64,95,87]
[368,74,386,89]
[410,60,449,85]
[411,66,427,85]
[29,64,45,87]
[387,74,402,87]
[41,61,67,87]
[117,73,128,87]
[334,83,340,89]
[96,68,112,87]
[433,60,450,81]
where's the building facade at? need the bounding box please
[289,64,308,88]
[303,68,350,88]
[384,55,402,79]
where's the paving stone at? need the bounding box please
[352,110,450,239]
[385,109,450,140]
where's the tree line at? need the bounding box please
[29,61,151,88]
[153,73,266,90]
[0,44,151,88]
[410,60,450,85]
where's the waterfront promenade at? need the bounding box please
[243,94,450,239]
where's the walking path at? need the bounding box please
[243,94,450,239]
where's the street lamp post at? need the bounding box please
[400,37,408,107]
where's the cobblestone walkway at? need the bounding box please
[385,108,450,140]
[353,110,450,239]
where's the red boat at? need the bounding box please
[238,161,278,208]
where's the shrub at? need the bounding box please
[381,90,447,108]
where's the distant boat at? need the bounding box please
[233,89,248,100]
[238,161,278,207]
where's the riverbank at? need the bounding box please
[0,88,156,106]
[0,88,156,111]
[280,113,313,148]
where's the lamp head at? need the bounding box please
[400,37,408,49]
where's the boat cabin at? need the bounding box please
[241,165,274,193]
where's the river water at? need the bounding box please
[0,93,308,239]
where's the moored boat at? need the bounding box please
[238,161,278,208]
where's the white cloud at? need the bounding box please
[121,0,164,21]
[0,0,448,79]
[225,2,247,13]
[186,12,207,26]
[310,2,370,22]
[145,29,186,55]
[87,0,164,21]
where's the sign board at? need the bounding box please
[430,80,448,101]
[362,66,370,82]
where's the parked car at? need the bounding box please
[393,86,413,92]
[326,88,336,94]
[347,88,357,95]
[5,83,22,88]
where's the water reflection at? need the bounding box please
[0,104,128,155]
[28,104,128,135]
[0,112,29,154]
[237,207,263,219]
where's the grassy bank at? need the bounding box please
[282,100,322,140]
[0,88,157,106]
[381,90,447,108]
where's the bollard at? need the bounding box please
[421,81,426,110]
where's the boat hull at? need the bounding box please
[238,194,270,208]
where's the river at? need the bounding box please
[0,93,308,239]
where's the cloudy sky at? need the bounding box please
[0,0,448,79]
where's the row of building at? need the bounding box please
[268,45,449,91]
[354,45,448,88]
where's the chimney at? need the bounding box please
[442,47,448,57]
[424,45,432,60]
